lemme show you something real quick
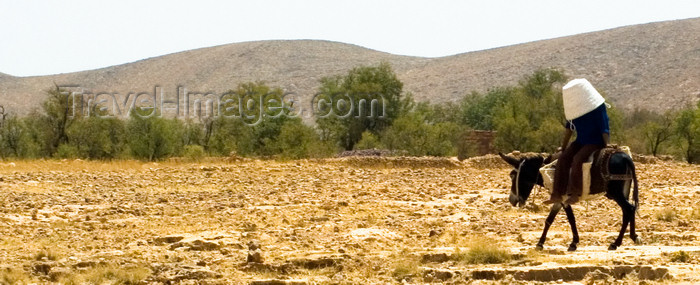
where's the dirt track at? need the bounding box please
[0,156,698,284]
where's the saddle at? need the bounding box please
[588,146,634,196]
[541,146,633,201]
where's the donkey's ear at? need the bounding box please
[498,152,520,168]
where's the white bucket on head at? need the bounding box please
[562,78,605,120]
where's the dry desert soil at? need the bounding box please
[0,155,699,284]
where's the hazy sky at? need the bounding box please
[1,0,698,77]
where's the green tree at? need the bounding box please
[67,117,125,159]
[19,114,50,158]
[41,85,77,155]
[641,111,674,156]
[206,116,252,156]
[0,115,42,158]
[381,109,460,156]
[316,62,408,150]
[492,104,537,151]
[126,109,182,161]
[235,82,293,156]
[459,88,513,130]
[622,108,669,156]
[208,82,301,157]
[675,103,700,163]
[490,68,568,152]
[273,119,334,159]
[181,119,204,147]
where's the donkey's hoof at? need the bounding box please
[567,243,578,252]
[632,235,642,245]
[608,243,619,251]
[535,244,544,251]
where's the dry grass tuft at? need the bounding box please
[0,268,33,284]
[689,207,700,220]
[668,251,692,263]
[655,207,678,222]
[33,248,60,261]
[391,257,420,282]
[58,265,151,285]
[452,241,512,264]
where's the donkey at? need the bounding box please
[498,151,639,251]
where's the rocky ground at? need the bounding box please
[0,155,698,284]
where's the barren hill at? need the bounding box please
[0,17,698,118]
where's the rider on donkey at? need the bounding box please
[545,78,610,205]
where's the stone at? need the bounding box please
[638,266,670,280]
[248,250,264,263]
[584,269,612,282]
[290,255,344,269]
[248,240,261,251]
[422,268,456,282]
[32,262,52,275]
[310,216,329,222]
[153,234,186,245]
[170,238,220,251]
[349,228,400,241]
[74,260,97,268]
[421,253,450,263]
[471,269,505,280]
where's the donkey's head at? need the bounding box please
[499,152,552,207]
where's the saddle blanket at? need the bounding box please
[540,146,632,202]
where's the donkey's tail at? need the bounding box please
[627,157,639,212]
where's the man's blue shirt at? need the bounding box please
[565,103,609,145]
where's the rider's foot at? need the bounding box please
[544,196,562,204]
[564,195,580,204]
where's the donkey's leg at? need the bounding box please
[629,209,640,244]
[563,205,579,251]
[536,203,563,250]
[609,186,635,250]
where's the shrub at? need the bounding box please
[182,145,206,161]
[180,120,204,147]
[453,242,511,264]
[54,144,80,159]
[354,131,382,150]
[274,119,335,159]
[381,111,459,156]
[456,130,478,161]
